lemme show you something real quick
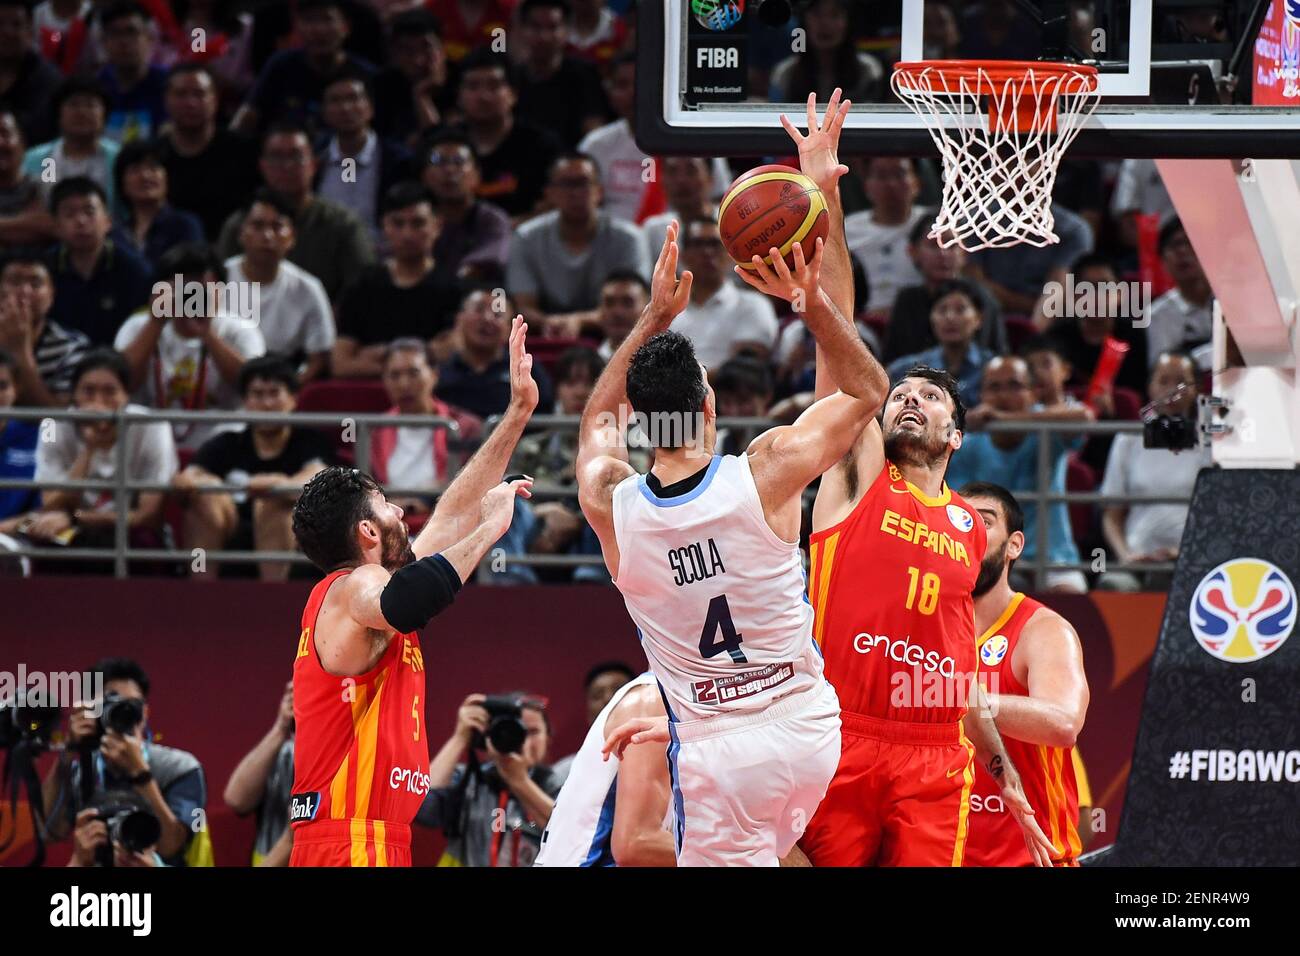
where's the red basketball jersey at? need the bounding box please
[964,593,1081,866]
[291,570,430,840]
[808,461,986,723]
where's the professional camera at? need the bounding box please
[93,802,161,867]
[0,691,61,752]
[1140,384,1226,452]
[80,692,146,748]
[477,695,528,755]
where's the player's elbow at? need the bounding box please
[611,829,656,867]
[222,782,258,816]
[1049,713,1084,749]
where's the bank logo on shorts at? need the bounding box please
[946,504,973,533]
[980,634,1009,666]
[692,0,744,31]
[1190,558,1296,663]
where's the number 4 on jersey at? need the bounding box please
[699,594,747,663]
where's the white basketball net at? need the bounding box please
[891,62,1100,251]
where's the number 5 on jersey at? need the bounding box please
[699,594,747,663]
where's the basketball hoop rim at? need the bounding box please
[892,59,1100,93]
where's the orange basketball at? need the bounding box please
[717,165,829,270]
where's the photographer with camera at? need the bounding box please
[41,658,207,867]
[416,692,559,867]
[223,680,295,866]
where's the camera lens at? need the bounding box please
[116,810,161,855]
[487,716,526,754]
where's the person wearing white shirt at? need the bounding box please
[1109,158,1175,251]
[1144,218,1214,371]
[1099,352,1210,591]
[225,190,334,383]
[842,158,927,315]
[114,243,266,451]
[640,157,717,254]
[669,218,779,368]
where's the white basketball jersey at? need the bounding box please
[534,673,665,867]
[611,453,824,723]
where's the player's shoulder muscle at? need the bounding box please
[1016,605,1084,671]
[813,418,885,527]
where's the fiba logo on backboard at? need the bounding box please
[1189,558,1296,663]
[692,0,744,31]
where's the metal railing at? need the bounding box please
[0,408,1196,585]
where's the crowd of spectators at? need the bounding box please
[0,0,1217,591]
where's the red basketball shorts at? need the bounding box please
[799,712,975,867]
[289,818,412,867]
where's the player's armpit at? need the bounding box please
[810,417,885,531]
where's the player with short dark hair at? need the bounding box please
[285,317,539,867]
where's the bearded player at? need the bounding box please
[745,90,1055,867]
[285,317,538,867]
[959,482,1090,866]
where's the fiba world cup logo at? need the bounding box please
[1283,2,1300,97]
[1189,558,1296,663]
[693,0,745,31]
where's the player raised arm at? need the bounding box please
[576,222,693,576]
[736,237,888,537]
[411,316,539,559]
[987,612,1090,749]
[963,685,1059,867]
[783,89,855,403]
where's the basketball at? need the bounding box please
[717,165,829,270]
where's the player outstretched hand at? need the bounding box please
[602,715,670,761]
[781,88,852,196]
[479,477,533,540]
[507,315,539,413]
[646,221,693,327]
[1001,778,1059,867]
[734,237,826,313]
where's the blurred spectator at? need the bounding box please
[66,0,182,79]
[958,0,1040,60]
[334,183,461,378]
[0,0,62,145]
[437,288,554,419]
[45,176,151,346]
[216,122,377,301]
[1110,158,1174,252]
[1098,352,1209,591]
[427,0,516,65]
[418,691,561,867]
[641,157,715,253]
[947,355,1093,594]
[594,268,647,360]
[372,338,480,516]
[506,153,650,336]
[157,64,260,240]
[28,348,176,547]
[0,109,56,246]
[174,355,332,581]
[420,128,511,283]
[1044,253,1148,396]
[576,53,642,223]
[923,1,961,58]
[314,68,414,242]
[43,656,206,867]
[549,660,637,783]
[23,76,120,210]
[515,0,608,149]
[770,0,883,103]
[883,219,1004,362]
[456,47,562,219]
[33,2,94,76]
[225,189,335,384]
[248,0,384,75]
[0,349,39,529]
[110,138,204,269]
[1053,159,1107,245]
[712,355,775,455]
[373,8,449,143]
[568,0,629,69]
[969,201,1093,326]
[170,0,255,105]
[114,242,266,450]
[843,158,928,315]
[1146,218,1213,370]
[0,252,89,406]
[886,278,992,408]
[1019,335,1085,417]
[222,681,295,866]
[232,0,377,137]
[669,217,778,367]
[511,344,602,484]
[97,1,168,142]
